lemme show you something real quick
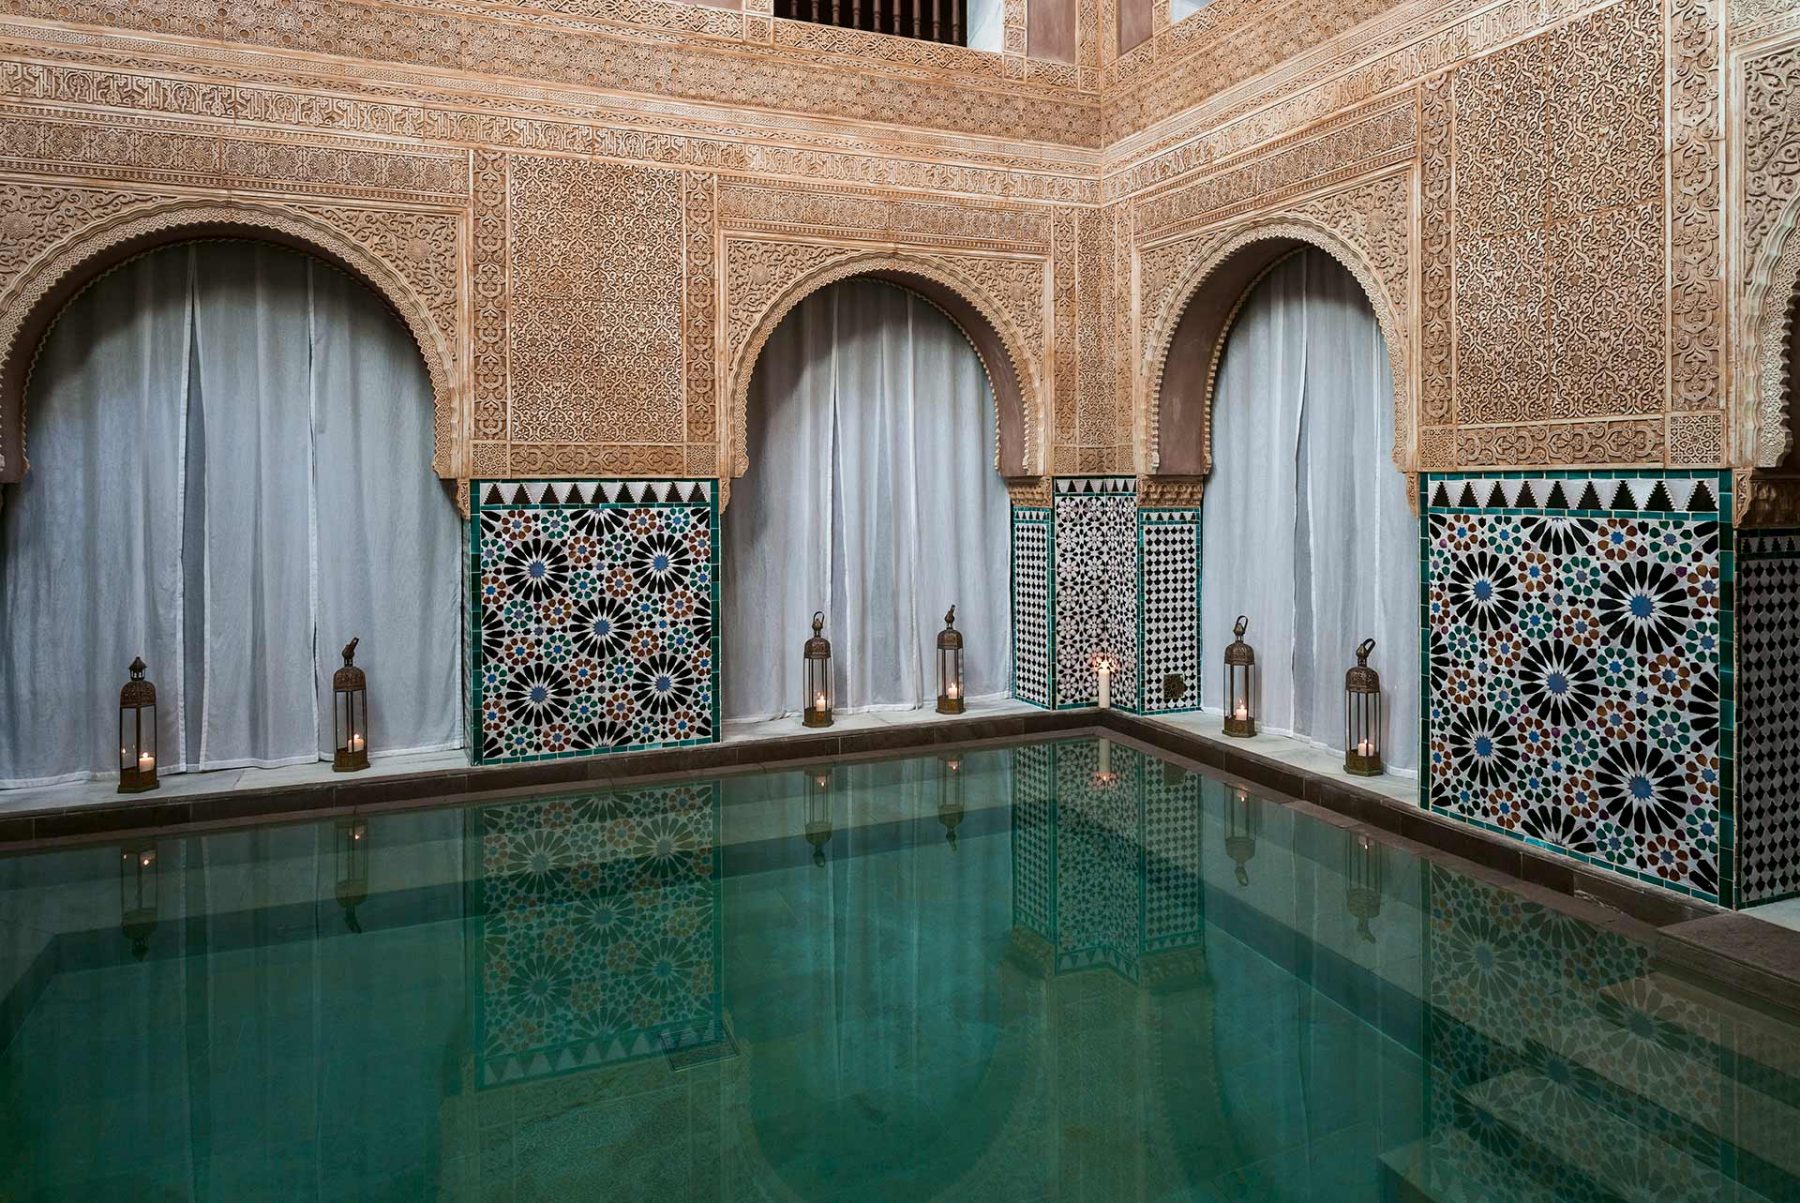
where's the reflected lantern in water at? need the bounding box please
[1344,638,1383,777]
[119,842,158,960]
[117,657,159,794]
[802,611,833,728]
[1223,616,1256,737]
[804,767,832,866]
[336,818,370,934]
[938,754,965,849]
[1346,833,1384,943]
[1225,786,1259,886]
[936,606,965,714]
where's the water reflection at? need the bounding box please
[0,739,1794,1202]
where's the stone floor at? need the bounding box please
[0,695,1040,819]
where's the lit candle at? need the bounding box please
[814,691,828,714]
[1097,659,1112,709]
[947,681,960,701]
[1233,703,1248,722]
[137,751,155,772]
[348,734,365,754]
[1356,739,1372,757]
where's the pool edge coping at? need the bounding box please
[3,704,1798,1017]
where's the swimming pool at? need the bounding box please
[0,737,1795,1201]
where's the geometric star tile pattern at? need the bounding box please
[472,783,723,1087]
[470,479,718,763]
[1053,477,1140,710]
[1422,472,1730,903]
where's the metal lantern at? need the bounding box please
[803,611,833,728]
[1222,615,1257,737]
[333,637,369,772]
[119,842,158,960]
[1344,638,1383,776]
[1225,785,1259,887]
[117,657,159,794]
[804,767,833,866]
[1346,833,1384,943]
[936,606,965,714]
[938,754,965,849]
[336,818,370,934]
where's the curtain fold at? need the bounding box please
[723,279,1011,721]
[0,241,461,787]
[0,252,192,787]
[1202,250,1419,772]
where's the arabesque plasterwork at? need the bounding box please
[0,0,1772,493]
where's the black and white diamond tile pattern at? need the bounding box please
[1140,511,1200,714]
[1011,742,1054,936]
[1425,474,1719,518]
[1011,511,1054,708]
[1738,531,1800,904]
[1054,489,1139,709]
[1143,758,1203,949]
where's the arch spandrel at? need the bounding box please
[723,245,1047,489]
[1140,217,1413,495]
[0,198,465,484]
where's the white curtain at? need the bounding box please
[723,280,1012,721]
[1201,250,1418,772]
[0,241,461,787]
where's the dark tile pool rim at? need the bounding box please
[3,705,1796,1014]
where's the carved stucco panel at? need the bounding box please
[506,155,684,447]
[1739,39,1800,467]
[0,184,467,478]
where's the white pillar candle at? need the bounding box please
[1097,661,1112,709]
[137,751,155,772]
[814,691,828,714]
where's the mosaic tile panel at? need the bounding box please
[1051,738,1144,979]
[471,783,724,1087]
[1141,758,1204,950]
[1737,530,1800,905]
[469,479,718,764]
[1423,864,1732,1203]
[1011,508,1054,708]
[1011,741,1054,935]
[1422,472,1730,903]
[1009,741,1206,978]
[1138,508,1201,716]
[1054,477,1139,710]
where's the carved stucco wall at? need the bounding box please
[1732,25,1800,524]
[0,0,1769,503]
[1124,0,1737,499]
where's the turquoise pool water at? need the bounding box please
[1,737,1797,1202]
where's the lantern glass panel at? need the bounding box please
[118,657,159,793]
[1344,638,1383,776]
[1222,617,1257,738]
[333,637,369,771]
[803,611,833,727]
